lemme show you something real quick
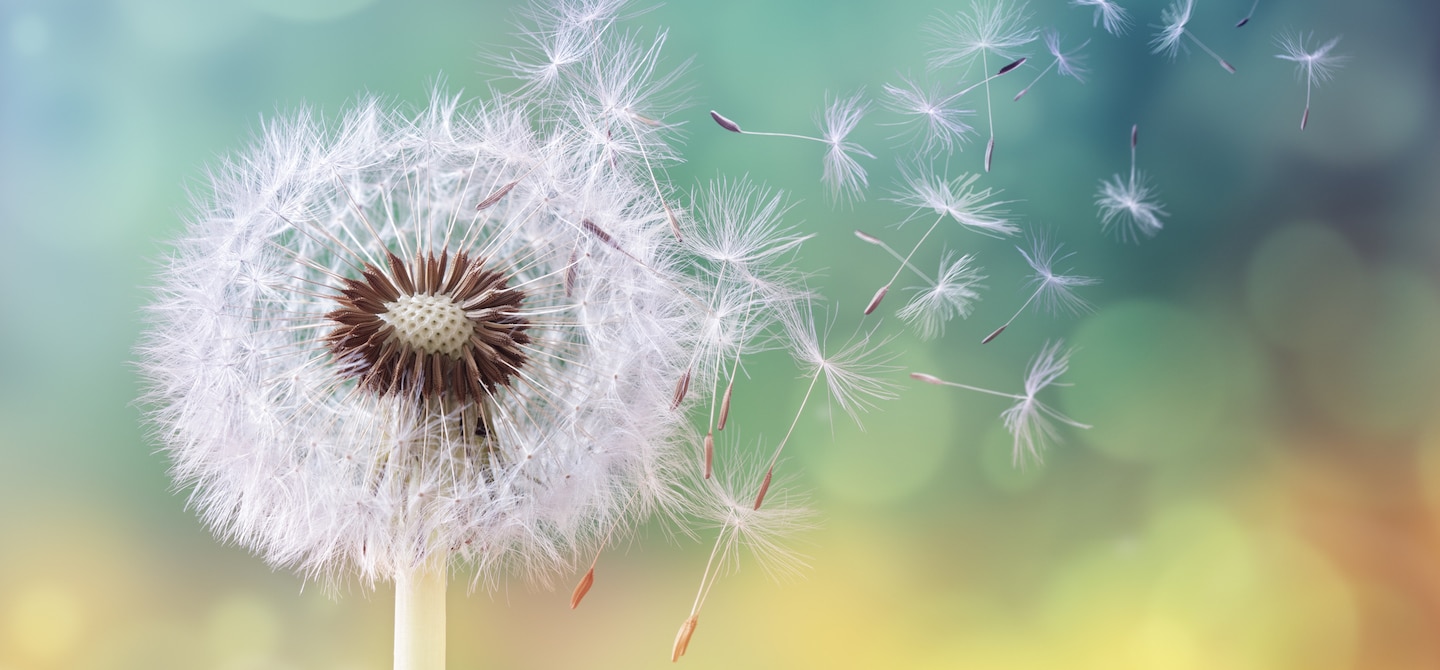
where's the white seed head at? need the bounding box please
[138,23,812,589]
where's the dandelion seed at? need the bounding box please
[1014,31,1089,101]
[892,168,1017,238]
[677,449,814,659]
[864,285,890,316]
[881,59,1023,155]
[477,179,520,210]
[672,615,699,661]
[983,233,1097,344]
[896,252,986,340]
[863,169,1009,319]
[1151,0,1237,73]
[1275,31,1346,130]
[703,432,715,479]
[570,567,595,609]
[1071,0,1131,36]
[717,380,733,431]
[710,91,874,203]
[928,0,1038,171]
[1235,0,1260,27]
[912,340,1089,464]
[710,110,742,133]
[1095,124,1167,241]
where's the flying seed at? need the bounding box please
[665,201,683,241]
[581,219,623,252]
[709,110,742,133]
[854,229,882,245]
[997,56,1027,75]
[864,285,889,315]
[910,372,946,385]
[565,249,578,297]
[570,567,595,609]
[752,467,773,510]
[981,324,1006,344]
[671,615,699,662]
[984,138,995,173]
[703,432,714,480]
[717,380,733,431]
[672,368,692,410]
[476,180,518,210]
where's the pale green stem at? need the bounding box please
[395,557,448,670]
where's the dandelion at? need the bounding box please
[927,0,1039,171]
[1096,124,1167,241]
[1071,0,1131,36]
[1151,0,1237,74]
[1275,31,1346,130]
[860,168,1011,318]
[138,8,819,667]
[710,90,875,204]
[1014,30,1090,101]
[912,340,1090,464]
[982,233,1098,344]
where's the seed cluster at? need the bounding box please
[324,249,530,403]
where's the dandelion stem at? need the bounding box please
[766,371,823,475]
[981,50,996,171]
[881,213,950,288]
[1184,32,1236,73]
[1129,124,1139,185]
[394,557,447,670]
[1014,59,1057,101]
[855,230,932,284]
[936,58,1025,109]
[983,283,1043,344]
[733,130,828,144]
[1302,76,1313,130]
[912,373,1021,401]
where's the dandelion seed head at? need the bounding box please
[1018,233,1099,316]
[818,91,875,204]
[1096,172,1167,242]
[892,169,1018,237]
[896,252,986,340]
[1044,30,1089,82]
[928,0,1039,71]
[782,306,899,426]
[1275,31,1346,85]
[881,76,976,154]
[1001,340,1089,465]
[1150,0,1194,58]
[1071,0,1131,36]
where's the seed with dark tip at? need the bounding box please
[709,110,742,133]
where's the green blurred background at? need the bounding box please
[3,0,1439,668]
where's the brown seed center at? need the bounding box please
[323,249,531,402]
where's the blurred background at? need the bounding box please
[3,0,1438,668]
